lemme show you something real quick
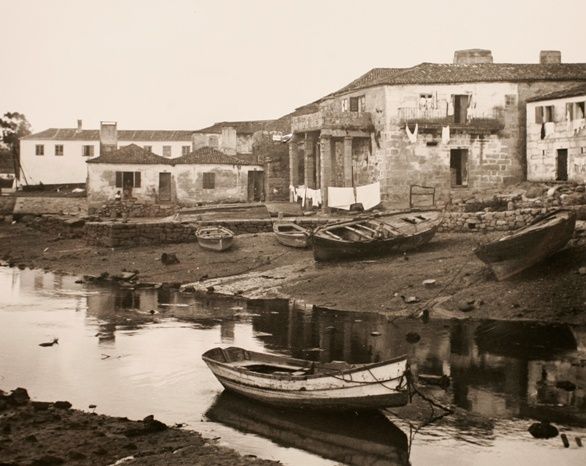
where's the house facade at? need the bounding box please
[526,84,586,182]
[290,49,586,207]
[20,121,195,186]
[86,144,263,208]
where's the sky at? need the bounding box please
[1,0,585,133]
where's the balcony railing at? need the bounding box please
[397,107,504,132]
[292,110,373,133]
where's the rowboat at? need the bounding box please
[202,346,409,410]
[474,209,576,280]
[206,391,410,466]
[195,226,235,251]
[273,222,311,248]
[312,210,442,262]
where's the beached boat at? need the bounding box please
[195,226,235,251]
[312,210,442,262]
[202,346,409,410]
[206,391,410,466]
[474,209,576,280]
[273,222,311,248]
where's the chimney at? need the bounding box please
[540,50,561,64]
[453,49,493,64]
[76,119,82,132]
[220,126,237,155]
[100,121,118,155]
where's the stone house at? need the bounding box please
[290,49,586,207]
[86,144,263,208]
[20,121,195,186]
[526,83,586,183]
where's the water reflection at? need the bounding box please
[1,267,586,466]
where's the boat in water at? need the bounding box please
[312,210,442,261]
[195,226,235,251]
[206,391,410,466]
[273,222,311,248]
[474,209,576,280]
[202,346,409,410]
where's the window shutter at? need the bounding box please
[535,106,543,124]
[134,172,141,188]
[115,172,122,187]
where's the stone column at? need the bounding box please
[304,133,317,189]
[319,134,332,211]
[288,134,300,201]
[343,136,353,187]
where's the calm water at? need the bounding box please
[0,267,585,465]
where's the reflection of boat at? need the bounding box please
[206,391,410,466]
[312,210,442,261]
[273,222,311,248]
[474,209,576,280]
[202,346,409,409]
[475,320,577,359]
[195,226,235,251]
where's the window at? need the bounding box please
[35,145,44,156]
[535,105,555,123]
[341,98,349,112]
[419,94,434,110]
[203,172,215,189]
[208,136,219,148]
[566,101,585,121]
[182,145,191,155]
[144,145,152,152]
[505,94,516,106]
[82,145,94,157]
[162,145,172,157]
[349,95,365,113]
[115,171,141,188]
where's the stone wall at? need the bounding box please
[12,196,88,216]
[439,208,547,232]
[0,196,16,214]
[93,200,178,218]
[19,214,86,238]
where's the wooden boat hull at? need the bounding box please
[273,222,310,248]
[196,226,235,251]
[202,346,409,410]
[206,391,410,466]
[474,210,576,280]
[312,210,442,262]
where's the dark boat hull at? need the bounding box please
[474,210,576,280]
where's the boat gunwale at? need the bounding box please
[196,226,235,239]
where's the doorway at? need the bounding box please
[450,149,468,187]
[247,171,264,202]
[556,149,568,181]
[159,172,172,202]
[453,95,469,124]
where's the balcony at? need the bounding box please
[397,107,505,133]
[292,110,373,133]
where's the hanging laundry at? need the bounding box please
[355,182,381,211]
[572,118,586,135]
[544,122,555,137]
[540,123,546,140]
[327,187,355,210]
[405,123,418,144]
[442,126,450,144]
[305,188,322,208]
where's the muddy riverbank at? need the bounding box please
[1,222,585,324]
[0,388,280,466]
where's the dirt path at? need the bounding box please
[1,223,585,324]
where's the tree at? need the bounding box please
[0,112,32,180]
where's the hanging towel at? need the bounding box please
[544,122,555,138]
[405,123,418,143]
[442,126,450,144]
[327,187,355,210]
[355,182,381,211]
[305,188,322,208]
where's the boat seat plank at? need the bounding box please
[344,225,373,239]
[355,224,377,234]
[322,230,344,240]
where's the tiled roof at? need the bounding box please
[86,144,169,164]
[526,83,586,102]
[194,120,275,135]
[23,128,195,141]
[327,63,586,97]
[172,146,254,165]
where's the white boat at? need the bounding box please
[202,346,409,410]
[273,222,311,248]
[195,226,235,251]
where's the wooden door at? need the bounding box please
[247,171,264,202]
[453,95,469,124]
[557,149,568,181]
[159,172,172,202]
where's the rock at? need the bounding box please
[561,433,570,448]
[528,421,558,439]
[206,286,215,294]
[556,380,577,391]
[143,415,168,433]
[370,331,381,337]
[8,387,30,406]
[53,400,72,410]
[161,253,180,265]
[525,186,545,199]
[422,279,437,288]
[402,295,420,304]
[32,401,52,411]
[578,267,586,275]
[406,332,421,344]
[458,302,475,312]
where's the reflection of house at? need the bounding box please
[526,84,586,182]
[86,144,263,207]
[20,121,195,185]
[290,49,586,206]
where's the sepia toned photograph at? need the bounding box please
[1,1,585,464]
